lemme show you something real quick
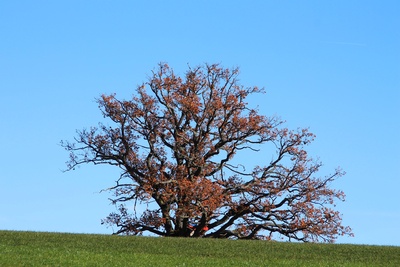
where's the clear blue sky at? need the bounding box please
[1,1,399,246]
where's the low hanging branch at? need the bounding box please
[62,63,353,242]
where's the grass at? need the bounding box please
[1,230,399,266]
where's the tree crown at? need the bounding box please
[62,63,353,242]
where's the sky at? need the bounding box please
[0,1,399,246]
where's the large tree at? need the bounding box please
[62,63,353,242]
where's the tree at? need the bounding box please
[62,63,353,242]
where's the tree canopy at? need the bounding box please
[62,63,353,242]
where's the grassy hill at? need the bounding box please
[1,230,399,266]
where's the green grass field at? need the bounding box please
[1,231,399,266]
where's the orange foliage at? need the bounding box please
[62,63,353,242]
